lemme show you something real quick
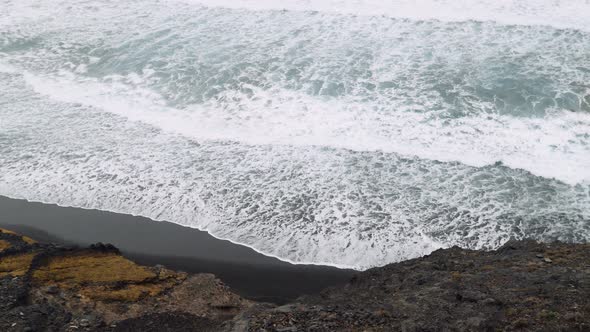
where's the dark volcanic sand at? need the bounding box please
[0,195,354,303]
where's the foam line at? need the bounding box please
[22,72,590,186]
[172,0,590,31]
[1,0,590,268]
[2,71,590,269]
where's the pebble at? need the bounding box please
[544,258,553,263]
[565,312,582,321]
[46,285,60,294]
[481,298,497,305]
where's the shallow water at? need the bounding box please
[1,0,589,269]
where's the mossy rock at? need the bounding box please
[81,282,176,302]
[0,228,36,245]
[0,252,37,277]
[32,252,157,285]
[0,240,12,252]
[31,251,185,302]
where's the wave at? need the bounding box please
[23,71,590,186]
[173,0,590,31]
[2,73,589,269]
[2,0,590,269]
[0,62,17,74]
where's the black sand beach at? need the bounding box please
[0,195,354,303]
[2,196,589,331]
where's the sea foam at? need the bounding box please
[23,71,590,186]
[1,0,589,269]
[173,0,590,31]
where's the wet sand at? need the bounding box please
[0,195,354,303]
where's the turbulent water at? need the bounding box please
[1,0,589,269]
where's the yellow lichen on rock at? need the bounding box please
[32,252,157,286]
[30,251,187,302]
[81,282,176,302]
[0,252,37,277]
[0,239,12,252]
[21,236,37,245]
[0,228,18,235]
[0,228,37,244]
[0,227,253,329]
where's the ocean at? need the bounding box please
[1,0,589,269]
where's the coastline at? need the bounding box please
[3,221,588,331]
[0,195,354,303]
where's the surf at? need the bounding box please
[1,0,589,269]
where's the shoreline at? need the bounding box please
[2,198,588,330]
[0,194,358,271]
[0,195,354,304]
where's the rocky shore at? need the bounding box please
[1,227,588,331]
[0,228,250,331]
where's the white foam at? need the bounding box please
[23,72,590,186]
[2,0,590,269]
[0,61,17,74]
[1,69,589,270]
[172,0,590,31]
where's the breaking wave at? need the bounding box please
[1,0,589,269]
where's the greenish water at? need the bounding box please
[1,0,589,269]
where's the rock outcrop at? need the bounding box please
[231,240,590,331]
[1,227,589,331]
[0,228,251,331]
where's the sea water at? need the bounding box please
[1,0,589,269]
